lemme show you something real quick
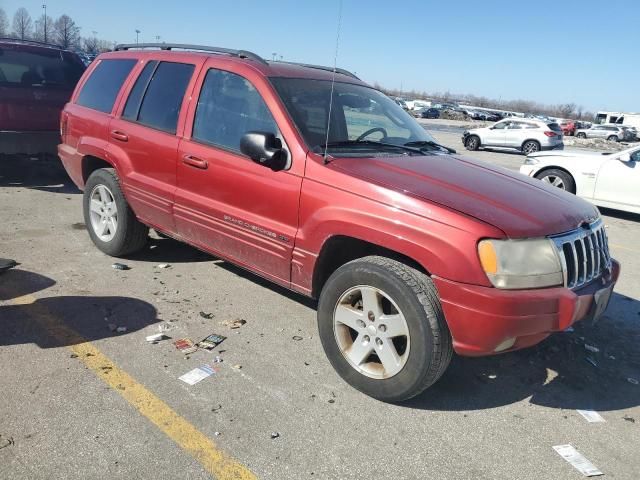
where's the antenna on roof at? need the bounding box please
[323,0,344,164]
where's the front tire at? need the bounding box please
[83,168,149,256]
[536,168,576,193]
[576,132,587,139]
[317,256,453,402]
[465,135,480,151]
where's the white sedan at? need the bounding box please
[519,145,640,214]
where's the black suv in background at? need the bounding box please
[0,38,85,155]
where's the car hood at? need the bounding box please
[330,153,599,238]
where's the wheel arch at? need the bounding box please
[311,235,429,299]
[82,155,114,185]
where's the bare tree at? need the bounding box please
[0,8,9,37]
[12,7,33,40]
[34,14,54,43]
[82,36,98,54]
[54,14,81,49]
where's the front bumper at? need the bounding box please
[433,259,620,356]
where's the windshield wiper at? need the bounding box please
[320,140,424,155]
[404,140,457,154]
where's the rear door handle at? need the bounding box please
[182,154,208,170]
[110,130,129,142]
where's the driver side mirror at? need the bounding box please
[619,153,632,162]
[240,132,289,171]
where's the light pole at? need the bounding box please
[42,3,47,43]
[155,35,161,43]
[272,52,277,61]
[135,29,141,44]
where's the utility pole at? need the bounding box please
[272,52,277,61]
[155,35,161,42]
[42,3,47,43]
[135,29,141,44]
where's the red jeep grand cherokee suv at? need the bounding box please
[58,44,619,402]
[0,38,85,155]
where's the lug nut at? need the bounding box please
[363,335,370,343]
[357,320,366,329]
[378,324,387,333]
[367,311,375,322]
[375,338,383,347]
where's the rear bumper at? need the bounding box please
[0,131,60,155]
[433,259,620,356]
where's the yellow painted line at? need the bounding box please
[7,293,256,480]
[609,243,640,253]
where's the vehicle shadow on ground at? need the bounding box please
[404,292,640,413]
[0,155,80,194]
[599,207,640,223]
[0,269,160,349]
[126,236,214,264]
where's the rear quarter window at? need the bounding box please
[547,123,562,132]
[76,58,136,113]
[0,46,85,88]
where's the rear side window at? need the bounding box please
[547,123,562,133]
[0,47,85,88]
[76,59,136,113]
[192,69,278,152]
[125,61,194,134]
[122,61,157,120]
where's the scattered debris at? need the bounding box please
[111,263,130,271]
[577,410,606,423]
[107,323,117,332]
[198,333,226,350]
[0,435,14,450]
[174,338,198,355]
[608,355,616,360]
[627,377,639,385]
[211,404,222,413]
[156,263,171,269]
[146,333,167,343]
[585,357,597,367]
[158,323,174,333]
[623,415,635,423]
[214,431,221,436]
[213,356,223,363]
[179,364,216,385]
[552,444,603,477]
[584,344,600,353]
[70,353,78,359]
[116,326,127,333]
[221,318,246,329]
[0,258,18,273]
[231,364,242,370]
[71,222,86,230]
[488,374,497,379]
[270,432,280,439]
[292,335,303,341]
[328,399,335,404]
[199,311,214,319]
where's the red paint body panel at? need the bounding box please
[58,49,620,358]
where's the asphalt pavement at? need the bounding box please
[1,142,639,479]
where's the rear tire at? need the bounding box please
[535,168,576,194]
[522,140,541,154]
[465,135,480,151]
[607,135,619,142]
[83,168,149,257]
[317,256,453,402]
[576,132,587,139]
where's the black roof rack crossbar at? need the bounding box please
[271,60,360,80]
[0,37,64,49]
[114,43,267,65]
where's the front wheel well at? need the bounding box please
[311,235,428,299]
[82,155,113,186]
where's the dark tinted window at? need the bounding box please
[547,123,562,132]
[0,47,85,88]
[122,61,157,120]
[193,69,278,151]
[136,62,194,134]
[76,59,136,113]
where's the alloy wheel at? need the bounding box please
[541,175,566,190]
[88,184,118,242]
[333,285,410,379]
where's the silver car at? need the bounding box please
[463,118,564,154]
[575,125,626,142]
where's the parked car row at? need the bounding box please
[463,118,564,154]
[575,124,635,142]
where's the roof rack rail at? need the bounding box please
[0,37,63,49]
[271,60,360,80]
[114,43,267,65]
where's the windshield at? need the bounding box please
[270,78,439,156]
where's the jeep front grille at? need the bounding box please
[550,220,611,289]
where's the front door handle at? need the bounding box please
[182,154,208,170]
[110,130,129,142]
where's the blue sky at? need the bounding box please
[3,0,638,112]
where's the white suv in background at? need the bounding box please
[462,118,564,154]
